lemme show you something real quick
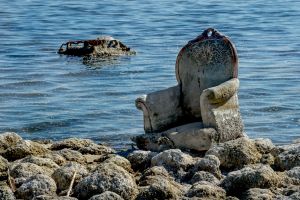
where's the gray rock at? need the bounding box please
[16,174,57,200]
[151,149,195,179]
[253,138,275,154]
[0,156,8,180]
[1,140,48,161]
[139,166,170,184]
[260,153,275,165]
[242,188,274,200]
[52,162,88,192]
[57,149,86,164]
[41,152,67,166]
[14,156,60,177]
[50,138,94,150]
[0,132,22,151]
[190,171,220,185]
[290,192,300,200]
[136,180,184,200]
[33,195,78,200]
[275,170,300,187]
[226,197,239,200]
[74,162,138,200]
[101,155,133,173]
[206,137,262,169]
[0,181,16,200]
[284,185,300,196]
[20,156,59,170]
[274,143,300,170]
[190,155,222,179]
[88,191,124,200]
[286,166,300,181]
[137,166,185,200]
[272,185,300,199]
[186,181,226,199]
[253,138,276,165]
[127,150,157,172]
[10,162,49,186]
[221,164,281,196]
[151,149,194,170]
[78,143,115,155]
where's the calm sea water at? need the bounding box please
[0,0,299,148]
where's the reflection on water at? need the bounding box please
[82,56,122,68]
[0,0,299,148]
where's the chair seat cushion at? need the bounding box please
[163,122,217,151]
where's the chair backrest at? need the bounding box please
[175,28,238,120]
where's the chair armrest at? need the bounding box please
[200,78,244,142]
[203,78,239,104]
[136,85,183,133]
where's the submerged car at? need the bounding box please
[58,36,136,57]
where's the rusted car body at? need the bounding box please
[58,36,135,57]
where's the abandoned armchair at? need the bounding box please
[133,28,246,152]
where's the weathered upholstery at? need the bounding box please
[135,28,245,151]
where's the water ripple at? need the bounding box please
[0,0,299,146]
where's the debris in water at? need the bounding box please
[58,36,136,57]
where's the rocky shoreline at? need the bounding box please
[0,132,299,200]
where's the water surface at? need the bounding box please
[0,0,299,147]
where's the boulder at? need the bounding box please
[151,149,195,179]
[290,192,300,200]
[206,137,262,169]
[0,132,22,151]
[190,171,220,185]
[286,166,300,181]
[127,150,157,172]
[185,181,226,199]
[151,149,195,171]
[50,138,94,150]
[16,174,57,200]
[74,162,138,200]
[102,155,133,173]
[41,152,67,166]
[15,156,60,176]
[1,140,48,161]
[274,143,300,170]
[10,162,49,186]
[139,166,170,184]
[20,156,59,169]
[33,195,77,200]
[225,197,239,200]
[272,185,300,199]
[78,143,115,155]
[84,154,105,165]
[253,138,275,154]
[0,156,8,180]
[136,182,184,200]
[254,138,276,165]
[52,162,88,192]
[88,191,124,200]
[0,181,16,200]
[283,185,300,197]
[260,153,275,165]
[242,188,274,200]
[137,166,185,200]
[221,164,281,196]
[57,149,86,164]
[190,155,222,179]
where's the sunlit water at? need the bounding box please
[0,0,299,148]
